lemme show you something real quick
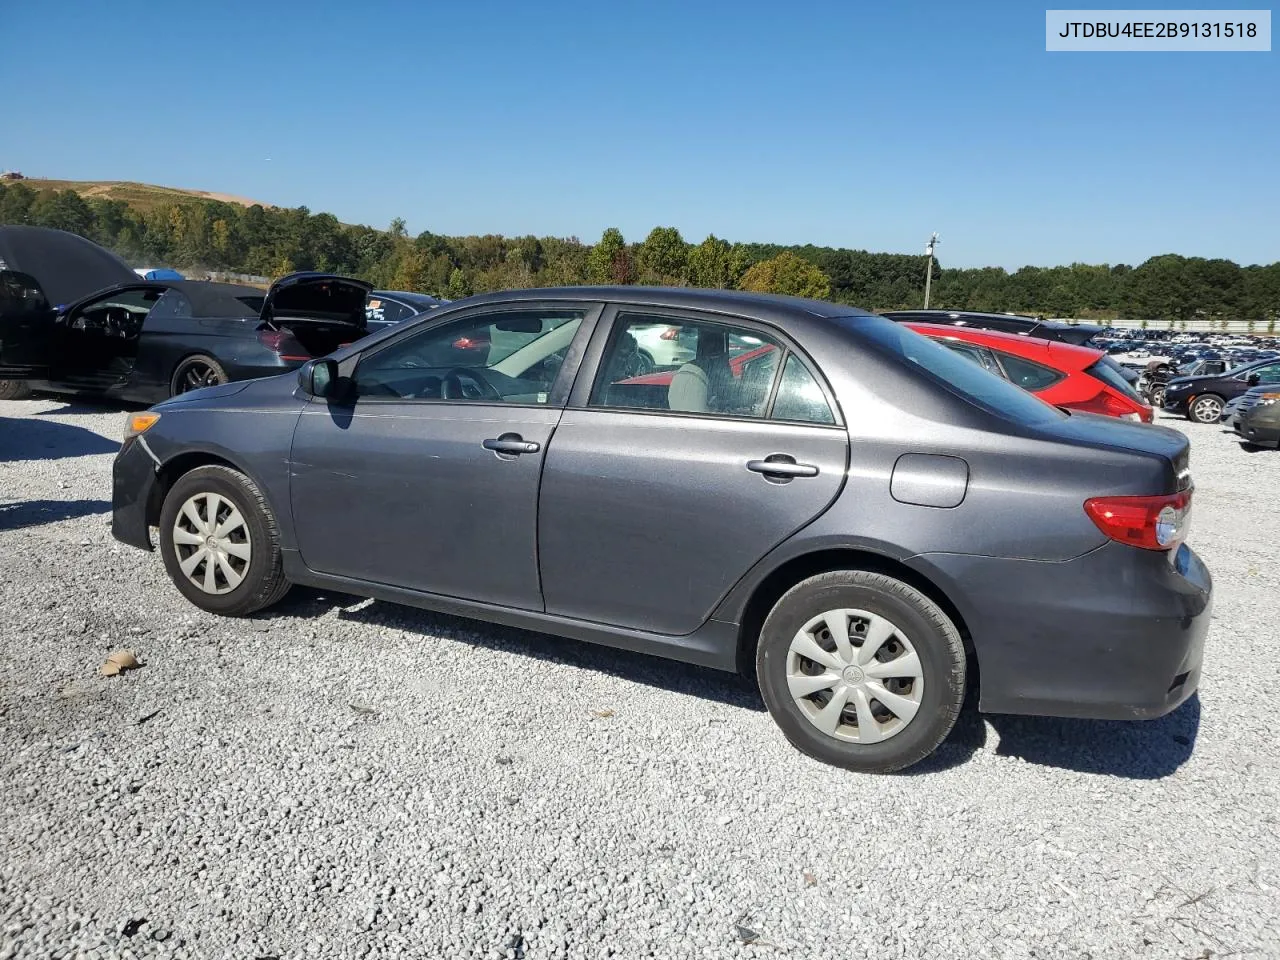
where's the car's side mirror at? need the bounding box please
[298,357,351,403]
[1247,373,1261,386]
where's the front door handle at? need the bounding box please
[483,434,541,455]
[747,455,819,479]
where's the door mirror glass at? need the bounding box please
[299,358,339,399]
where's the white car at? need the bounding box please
[628,322,765,371]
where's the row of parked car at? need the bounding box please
[1084,328,1280,448]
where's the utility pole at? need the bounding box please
[923,232,940,308]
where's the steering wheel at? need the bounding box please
[442,367,502,401]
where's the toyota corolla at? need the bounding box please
[110,287,1211,773]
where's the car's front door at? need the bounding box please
[0,270,55,379]
[537,307,850,635]
[49,284,168,390]
[288,303,599,610]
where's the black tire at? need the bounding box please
[158,465,291,616]
[170,355,229,397]
[1150,385,1166,407]
[1187,393,1224,424]
[756,570,966,774]
[0,380,32,400]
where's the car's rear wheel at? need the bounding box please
[757,570,966,774]
[170,355,229,397]
[0,380,32,400]
[1188,394,1224,424]
[158,465,291,616]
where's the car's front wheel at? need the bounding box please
[756,570,966,774]
[1188,393,1224,424]
[158,465,291,616]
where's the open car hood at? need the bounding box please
[0,225,139,308]
[261,272,372,329]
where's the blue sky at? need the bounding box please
[2,0,1276,268]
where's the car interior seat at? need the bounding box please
[668,328,732,413]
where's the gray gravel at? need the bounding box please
[2,397,1279,960]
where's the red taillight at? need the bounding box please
[258,329,311,362]
[1084,490,1192,551]
[659,326,680,341]
[1073,389,1149,422]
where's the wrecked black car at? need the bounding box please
[0,225,370,403]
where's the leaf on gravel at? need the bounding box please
[136,709,162,725]
[100,650,142,677]
[120,917,147,937]
[590,708,615,719]
[495,755,514,766]
[734,923,761,944]
[348,703,378,715]
[803,870,818,887]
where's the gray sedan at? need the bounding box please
[110,287,1211,773]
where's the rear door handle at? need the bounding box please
[747,455,819,479]
[483,434,540,455]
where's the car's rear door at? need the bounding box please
[288,302,600,610]
[537,305,849,635]
[0,270,55,379]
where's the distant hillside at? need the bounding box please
[14,178,271,213]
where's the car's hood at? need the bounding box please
[0,225,138,308]
[261,272,372,329]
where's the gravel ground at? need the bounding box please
[2,396,1279,960]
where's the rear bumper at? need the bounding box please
[111,436,160,551]
[910,542,1211,720]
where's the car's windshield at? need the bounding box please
[851,319,1066,423]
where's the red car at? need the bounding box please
[907,322,1154,422]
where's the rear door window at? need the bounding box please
[939,341,1003,377]
[992,352,1064,392]
[590,314,784,418]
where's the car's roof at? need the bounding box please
[907,321,1103,370]
[374,289,442,305]
[151,280,264,316]
[451,286,877,322]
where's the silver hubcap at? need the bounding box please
[786,609,925,744]
[1194,397,1221,420]
[172,493,251,595]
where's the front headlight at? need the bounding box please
[1257,393,1280,407]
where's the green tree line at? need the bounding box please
[2,180,1277,325]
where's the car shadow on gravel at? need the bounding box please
[33,399,145,416]
[0,415,119,461]
[269,589,766,711]
[985,694,1201,778]
[0,498,112,532]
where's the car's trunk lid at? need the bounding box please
[1037,410,1191,491]
[260,272,372,357]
